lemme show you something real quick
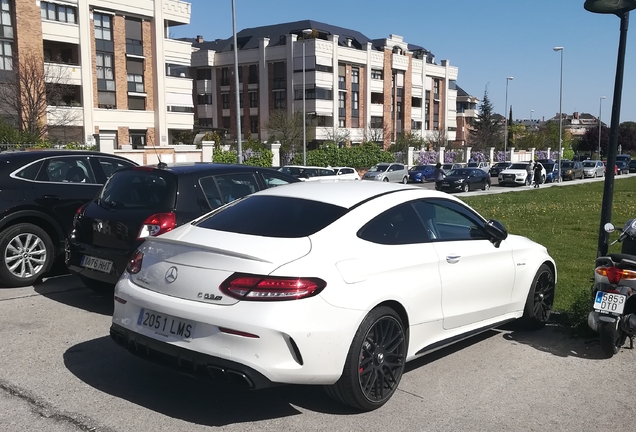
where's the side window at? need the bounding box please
[413,200,488,241]
[261,171,295,188]
[200,173,259,208]
[98,157,135,178]
[13,160,43,180]
[358,202,429,245]
[38,156,96,184]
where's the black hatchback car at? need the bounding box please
[439,167,491,192]
[0,150,136,287]
[66,163,299,290]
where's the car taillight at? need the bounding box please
[596,266,636,284]
[73,204,87,228]
[220,274,326,301]
[137,212,176,239]
[126,250,144,274]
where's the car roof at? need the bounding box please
[0,149,133,162]
[139,162,289,175]
[252,180,448,209]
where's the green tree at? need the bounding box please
[618,121,636,154]
[507,106,513,149]
[266,109,305,157]
[470,86,502,151]
[389,131,425,153]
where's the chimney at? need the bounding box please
[573,111,579,119]
[346,37,352,47]
[197,35,203,43]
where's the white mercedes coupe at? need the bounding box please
[110,181,556,411]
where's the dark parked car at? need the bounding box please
[438,168,491,193]
[0,150,137,287]
[489,162,511,177]
[629,159,636,173]
[408,164,436,183]
[66,163,299,290]
[561,161,584,181]
[616,160,629,175]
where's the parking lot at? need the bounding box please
[2,274,636,432]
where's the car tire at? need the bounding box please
[79,275,115,293]
[518,264,555,330]
[324,306,406,411]
[593,172,597,178]
[402,176,408,184]
[0,223,54,288]
[483,182,490,191]
[599,320,625,358]
[542,175,546,183]
[525,177,531,186]
[383,178,389,182]
[461,183,469,193]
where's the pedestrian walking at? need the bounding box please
[433,162,445,191]
[533,162,544,188]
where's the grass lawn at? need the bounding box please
[460,176,636,320]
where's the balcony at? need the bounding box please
[44,63,82,86]
[46,106,83,127]
[167,111,194,129]
[166,75,193,94]
[164,38,192,65]
[42,21,79,44]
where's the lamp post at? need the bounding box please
[553,47,564,182]
[231,0,242,163]
[530,109,534,122]
[503,77,513,161]
[584,0,636,257]
[598,95,606,158]
[302,28,312,166]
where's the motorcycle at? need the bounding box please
[588,219,636,357]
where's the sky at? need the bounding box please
[173,0,636,124]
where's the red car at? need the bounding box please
[602,161,619,175]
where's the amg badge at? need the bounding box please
[198,293,223,301]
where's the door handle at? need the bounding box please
[43,195,61,200]
[446,255,461,264]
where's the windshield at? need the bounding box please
[448,169,472,176]
[582,162,596,167]
[99,169,177,210]
[368,164,389,172]
[509,163,529,170]
[544,163,555,173]
[494,163,509,168]
[409,165,430,172]
[195,195,347,238]
[616,155,630,162]
[467,163,478,167]
[562,162,574,169]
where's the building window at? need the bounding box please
[96,53,115,91]
[351,67,359,90]
[273,62,286,89]
[130,130,146,148]
[128,97,145,110]
[222,117,230,130]
[125,18,143,56]
[199,118,213,128]
[221,93,230,109]
[294,87,332,100]
[237,66,243,84]
[248,64,258,84]
[412,97,422,108]
[127,59,144,93]
[197,94,212,105]
[250,116,258,134]
[338,119,345,128]
[411,120,422,130]
[165,63,189,77]
[0,41,12,71]
[433,79,440,99]
[370,116,383,129]
[352,91,359,113]
[239,91,244,108]
[274,91,286,109]
[40,1,76,25]
[220,67,229,86]
[249,91,258,108]
[371,69,383,80]
[98,91,115,108]
[197,68,212,80]
[338,92,345,118]
[93,12,113,52]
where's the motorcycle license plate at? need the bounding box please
[594,291,626,315]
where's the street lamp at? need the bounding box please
[503,77,513,161]
[598,95,606,158]
[231,0,242,163]
[584,0,636,257]
[553,47,564,182]
[302,28,312,166]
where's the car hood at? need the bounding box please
[499,169,528,175]
[127,223,312,306]
[443,175,469,181]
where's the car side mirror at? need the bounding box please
[484,219,508,247]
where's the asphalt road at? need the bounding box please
[2,173,636,431]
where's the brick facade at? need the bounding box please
[345,64,352,128]
[142,21,154,113]
[382,49,392,149]
[91,20,99,108]
[403,54,413,134]
[358,65,366,131]
[113,15,127,111]
[147,127,156,146]
[117,126,129,147]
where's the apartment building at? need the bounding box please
[189,20,459,149]
[7,0,193,151]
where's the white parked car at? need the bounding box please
[466,161,490,172]
[330,166,360,181]
[498,162,546,186]
[111,181,556,411]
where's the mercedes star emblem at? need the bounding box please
[165,266,178,283]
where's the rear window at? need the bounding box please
[195,195,347,238]
[99,169,177,210]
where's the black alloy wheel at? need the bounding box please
[461,183,469,193]
[325,306,406,411]
[518,264,555,330]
